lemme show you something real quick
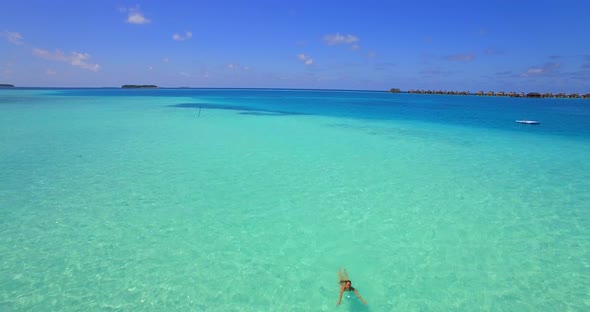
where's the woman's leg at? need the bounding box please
[338,267,349,282]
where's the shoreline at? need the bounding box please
[1,86,589,98]
[391,88,590,99]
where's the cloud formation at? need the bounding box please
[226,63,251,71]
[521,62,560,77]
[32,48,100,72]
[374,62,396,71]
[445,53,475,61]
[324,33,359,46]
[172,31,192,41]
[128,13,150,24]
[1,31,24,45]
[1,63,14,75]
[297,54,313,65]
[495,71,513,76]
[121,6,151,24]
[484,48,503,55]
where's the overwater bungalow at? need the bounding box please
[391,88,589,99]
[526,92,542,98]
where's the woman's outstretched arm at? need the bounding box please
[336,286,345,305]
[353,289,367,305]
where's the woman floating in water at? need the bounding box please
[337,268,367,305]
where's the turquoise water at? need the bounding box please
[1,89,589,311]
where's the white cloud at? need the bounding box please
[1,31,24,45]
[123,6,151,24]
[297,54,313,65]
[32,48,100,72]
[521,62,561,77]
[128,13,150,24]
[163,57,169,63]
[527,68,543,75]
[226,63,251,71]
[324,33,359,46]
[172,31,192,41]
[46,69,57,75]
[1,63,14,76]
[484,48,503,55]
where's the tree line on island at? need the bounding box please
[388,88,590,98]
[121,85,158,88]
[2,84,159,88]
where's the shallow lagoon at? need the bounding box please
[1,89,589,311]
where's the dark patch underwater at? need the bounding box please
[169,103,308,116]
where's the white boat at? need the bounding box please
[515,120,540,125]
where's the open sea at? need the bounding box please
[1,88,589,311]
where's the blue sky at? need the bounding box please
[1,0,589,92]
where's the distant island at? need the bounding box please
[389,88,590,99]
[121,85,158,89]
[0,84,15,87]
